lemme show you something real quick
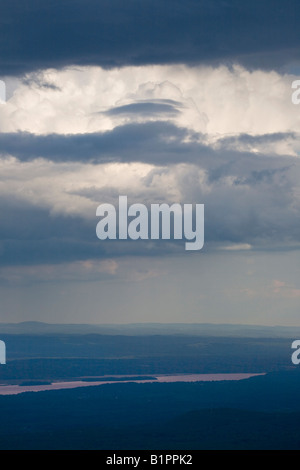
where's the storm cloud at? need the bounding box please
[0,0,300,76]
[0,124,297,165]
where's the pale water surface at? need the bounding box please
[0,373,265,396]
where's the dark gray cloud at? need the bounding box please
[21,73,62,91]
[0,123,202,163]
[104,101,180,117]
[0,123,296,169]
[0,199,184,268]
[218,133,298,147]
[0,200,96,266]
[0,122,299,267]
[0,0,299,76]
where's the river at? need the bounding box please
[0,373,265,396]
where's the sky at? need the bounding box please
[0,0,300,325]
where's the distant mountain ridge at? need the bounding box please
[0,321,299,338]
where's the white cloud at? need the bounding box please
[0,156,188,218]
[1,65,300,156]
